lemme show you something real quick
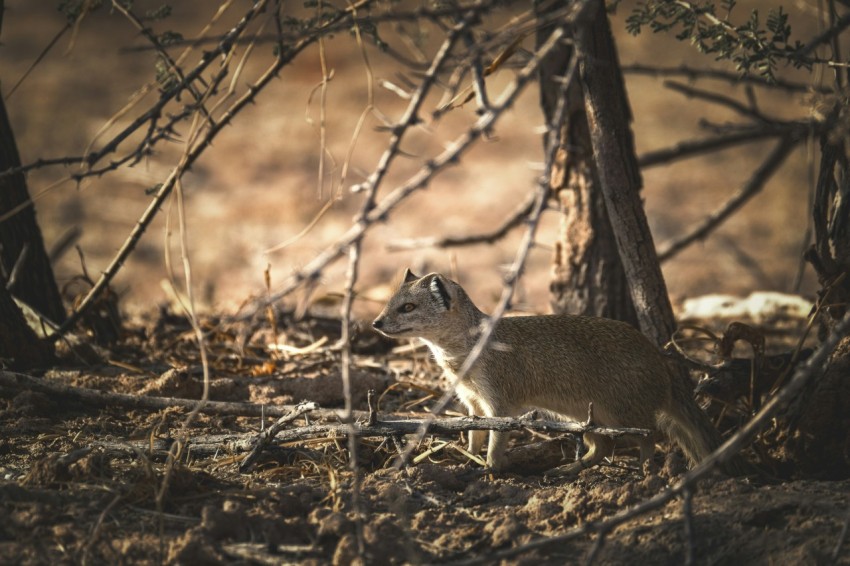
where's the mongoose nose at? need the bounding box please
[372,319,383,329]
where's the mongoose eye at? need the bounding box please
[399,303,416,313]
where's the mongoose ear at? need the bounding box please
[403,268,419,283]
[428,274,451,311]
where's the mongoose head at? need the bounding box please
[372,269,472,342]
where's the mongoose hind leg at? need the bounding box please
[638,435,658,474]
[547,433,613,477]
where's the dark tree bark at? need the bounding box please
[537,1,638,326]
[805,117,850,325]
[0,96,67,325]
[572,2,678,347]
[0,1,60,367]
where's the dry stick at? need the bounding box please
[395,3,591,469]
[0,372,653,461]
[238,401,319,472]
[386,189,537,251]
[339,245,367,557]
[90,415,650,461]
[110,1,213,123]
[155,175,214,513]
[682,487,695,566]
[834,504,850,562]
[795,10,850,59]
[237,4,586,324]
[584,532,606,566]
[0,370,355,420]
[657,135,801,263]
[48,2,367,342]
[621,63,824,94]
[637,122,810,169]
[664,80,770,123]
[453,311,850,566]
[237,414,650,446]
[117,3,503,53]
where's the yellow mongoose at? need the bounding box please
[372,270,727,473]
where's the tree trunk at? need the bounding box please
[572,2,677,347]
[0,2,60,367]
[805,119,850,326]
[537,1,638,325]
[0,96,67,325]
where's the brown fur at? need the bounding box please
[372,270,727,473]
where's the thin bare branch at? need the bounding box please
[664,80,771,123]
[657,135,802,263]
[622,63,825,94]
[386,189,536,250]
[638,122,810,168]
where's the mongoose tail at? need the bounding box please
[659,376,723,465]
[660,370,751,476]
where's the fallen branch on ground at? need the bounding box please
[84,413,648,464]
[0,370,353,420]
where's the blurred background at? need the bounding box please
[0,0,821,320]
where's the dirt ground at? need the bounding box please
[2,306,850,565]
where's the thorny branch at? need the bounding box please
[638,121,810,169]
[657,134,803,263]
[238,401,319,473]
[385,189,537,251]
[621,63,825,94]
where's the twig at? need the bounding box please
[386,189,536,250]
[834,504,850,562]
[451,311,850,565]
[238,401,319,472]
[367,389,377,425]
[5,243,29,290]
[622,63,825,94]
[0,370,348,420]
[657,135,801,263]
[247,413,650,448]
[638,122,810,169]
[584,531,606,566]
[682,486,695,566]
[664,80,771,123]
[795,11,850,59]
[85,414,650,462]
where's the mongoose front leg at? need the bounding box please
[457,386,487,456]
[480,399,516,471]
[486,429,510,471]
